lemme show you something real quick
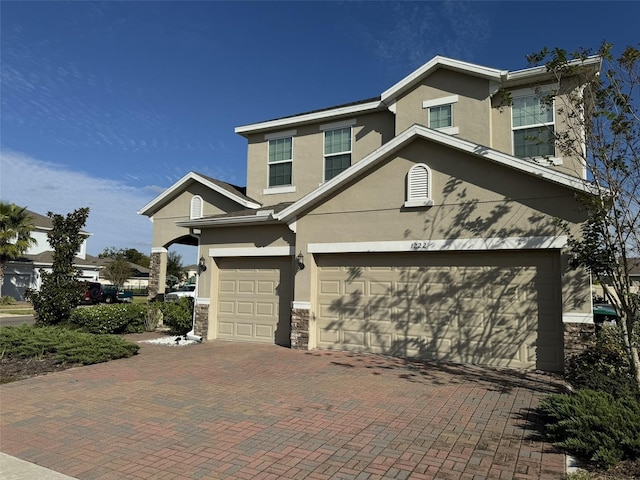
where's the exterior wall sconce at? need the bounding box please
[198,256,207,274]
[296,251,305,271]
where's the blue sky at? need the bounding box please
[1,1,638,261]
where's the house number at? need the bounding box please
[410,242,430,250]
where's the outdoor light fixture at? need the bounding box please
[296,251,305,271]
[198,256,207,273]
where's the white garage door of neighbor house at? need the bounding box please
[217,257,292,346]
[316,251,563,371]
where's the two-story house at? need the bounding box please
[139,55,602,371]
[2,209,101,300]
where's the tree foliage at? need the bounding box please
[26,208,90,325]
[0,203,36,296]
[167,250,186,282]
[529,43,640,389]
[99,247,150,268]
[102,257,131,288]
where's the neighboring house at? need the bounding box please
[140,55,603,372]
[1,209,100,300]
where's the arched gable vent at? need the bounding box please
[190,195,203,219]
[404,163,434,208]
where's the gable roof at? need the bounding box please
[274,124,600,222]
[235,55,602,137]
[23,208,91,235]
[138,171,261,217]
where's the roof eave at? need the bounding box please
[234,100,384,137]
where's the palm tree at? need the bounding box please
[0,203,37,297]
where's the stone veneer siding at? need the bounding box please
[563,322,596,368]
[291,308,309,350]
[194,303,209,340]
[148,252,162,300]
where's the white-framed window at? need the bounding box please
[511,92,555,159]
[404,163,434,208]
[422,95,459,135]
[324,127,352,181]
[190,195,203,219]
[267,132,294,188]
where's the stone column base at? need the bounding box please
[194,303,210,340]
[564,322,596,368]
[291,308,309,350]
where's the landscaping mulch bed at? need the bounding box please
[0,355,80,383]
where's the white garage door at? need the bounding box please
[217,257,292,346]
[316,251,562,371]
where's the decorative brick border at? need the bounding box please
[291,308,309,350]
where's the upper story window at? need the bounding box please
[422,95,459,135]
[324,127,352,181]
[404,163,434,208]
[190,195,203,219]
[512,93,555,158]
[268,136,293,187]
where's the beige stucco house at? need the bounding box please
[139,55,603,372]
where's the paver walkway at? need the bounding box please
[0,336,566,479]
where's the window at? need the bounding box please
[324,127,351,181]
[268,136,293,187]
[422,95,459,135]
[190,195,203,219]
[512,93,555,158]
[404,163,433,208]
[429,104,452,129]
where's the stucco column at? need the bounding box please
[149,247,168,301]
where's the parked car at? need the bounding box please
[83,282,103,304]
[102,285,134,304]
[165,284,196,302]
[594,303,618,324]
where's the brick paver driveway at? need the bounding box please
[0,336,566,479]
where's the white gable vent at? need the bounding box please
[190,195,203,219]
[404,163,434,208]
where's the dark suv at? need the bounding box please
[83,282,103,304]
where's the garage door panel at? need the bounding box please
[316,251,562,371]
[217,257,292,346]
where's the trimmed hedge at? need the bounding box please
[539,389,640,468]
[159,297,194,335]
[0,325,139,365]
[69,304,148,334]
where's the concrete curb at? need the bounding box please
[0,452,77,480]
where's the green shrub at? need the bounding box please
[69,304,147,334]
[565,324,637,398]
[159,297,193,335]
[0,296,16,305]
[539,389,640,468]
[0,325,139,365]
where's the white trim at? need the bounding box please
[563,312,593,324]
[151,247,168,254]
[138,172,260,215]
[195,297,211,305]
[274,125,600,222]
[292,301,311,310]
[308,236,568,254]
[422,95,459,109]
[263,185,296,195]
[320,118,357,131]
[531,156,563,166]
[404,199,434,208]
[435,126,459,135]
[264,129,297,141]
[209,246,294,257]
[235,101,381,136]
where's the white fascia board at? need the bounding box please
[563,312,593,324]
[234,101,382,136]
[414,126,601,195]
[209,246,294,257]
[275,124,599,222]
[382,56,505,104]
[275,126,418,221]
[504,55,601,85]
[138,172,260,216]
[308,236,568,254]
[176,214,275,228]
